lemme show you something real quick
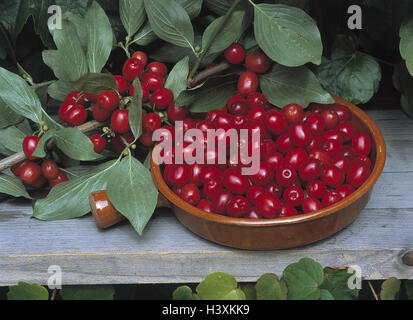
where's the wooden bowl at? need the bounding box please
[150,96,386,250]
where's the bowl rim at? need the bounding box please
[150,95,386,227]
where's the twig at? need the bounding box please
[368,281,379,300]
[187,61,231,88]
[0,120,106,172]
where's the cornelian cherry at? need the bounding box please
[224,43,246,64]
[181,184,201,206]
[283,186,304,207]
[132,51,148,66]
[282,104,304,124]
[122,57,143,81]
[41,159,59,180]
[227,196,250,217]
[111,109,130,134]
[151,88,174,110]
[66,105,87,126]
[49,170,68,188]
[98,91,119,111]
[113,75,128,94]
[222,168,250,195]
[306,180,327,199]
[20,161,42,185]
[302,198,322,213]
[147,62,168,77]
[245,51,271,73]
[256,193,281,218]
[90,134,106,153]
[22,136,40,160]
[237,72,258,95]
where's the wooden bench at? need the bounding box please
[0,109,412,286]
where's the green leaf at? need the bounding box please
[133,23,158,46]
[0,67,43,124]
[42,50,70,81]
[260,64,333,108]
[62,165,95,179]
[144,0,194,49]
[71,73,117,95]
[320,289,335,300]
[7,282,49,300]
[255,274,287,300]
[106,156,158,235]
[165,56,190,99]
[253,3,322,67]
[406,280,413,300]
[393,62,413,118]
[50,19,88,81]
[177,0,203,19]
[202,11,244,55]
[120,0,145,37]
[33,160,117,220]
[0,99,24,129]
[48,79,75,102]
[32,130,56,158]
[60,285,114,300]
[56,0,92,17]
[173,286,199,300]
[282,258,324,300]
[0,174,31,199]
[380,278,401,300]
[129,80,143,139]
[240,283,257,300]
[85,1,113,73]
[0,125,27,153]
[400,14,413,77]
[196,272,244,300]
[320,267,360,300]
[143,151,152,170]
[315,35,382,105]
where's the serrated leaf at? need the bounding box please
[400,14,413,77]
[255,274,287,300]
[173,286,199,300]
[71,73,117,95]
[129,79,143,139]
[202,11,244,55]
[33,160,117,220]
[106,156,158,235]
[120,0,145,37]
[85,1,113,73]
[144,0,194,49]
[165,56,189,99]
[282,258,324,300]
[240,283,256,300]
[260,64,334,108]
[253,3,322,67]
[133,23,158,46]
[0,174,31,199]
[0,125,27,153]
[320,267,360,300]
[7,282,49,300]
[60,285,114,300]
[196,272,240,300]
[380,278,401,300]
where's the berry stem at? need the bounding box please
[187,61,231,88]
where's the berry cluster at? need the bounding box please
[161,98,372,219]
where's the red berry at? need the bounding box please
[306,113,325,135]
[265,182,283,198]
[256,193,281,218]
[66,105,88,126]
[332,104,351,122]
[90,134,106,153]
[322,129,343,144]
[20,161,42,185]
[224,43,246,64]
[306,180,327,199]
[113,75,128,94]
[203,177,223,199]
[147,62,168,77]
[151,88,174,110]
[276,133,293,153]
[322,190,343,207]
[336,184,355,198]
[285,148,308,170]
[276,164,297,187]
[337,122,355,142]
[298,159,323,181]
[30,176,47,189]
[347,160,371,187]
[98,91,119,111]
[321,109,339,130]
[213,113,234,131]
[92,104,111,122]
[132,51,148,67]
[282,103,304,124]
[264,152,284,170]
[227,196,250,217]
[278,205,298,218]
[331,155,350,173]
[168,102,188,122]
[228,100,248,116]
[246,92,267,109]
[227,94,245,109]
[247,107,266,122]
[246,185,265,204]
[200,167,221,184]
[11,160,31,177]
[309,149,331,165]
[197,199,213,212]
[352,132,371,156]
[222,168,250,195]
[49,170,68,188]
[22,136,40,160]
[212,190,233,215]
[322,165,345,188]
[143,113,161,133]
[302,198,323,213]
[65,91,86,105]
[289,123,312,148]
[245,51,271,73]
[142,73,164,92]
[181,184,201,206]
[168,164,191,187]
[249,162,274,186]
[246,207,263,219]
[264,111,288,135]
[238,71,258,95]
[283,186,304,207]
[59,101,75,122]
[41,159,59,180]
[321,139,343,157]
[111,109,130,134]
[122,57,144,81]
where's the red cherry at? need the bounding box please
[322,130,343,144]
[181,184,201,206]
[140,82,150,102]
[22,136,40,160]
[352,132,371,156]
[357,155,372,168]
[168,164,191,187]
[30,176,47,189]
[245,51,271,73]
[306,180,327,199]
[111,109,130,134]
[307,135,323,152]
[213,113,234,131]
[250,162,274,186]
[306,113,325,135]
[227,196,250,217]
[98,91,119,111]
[283,186,304,207]
[224,43,246,64]
[92,104,111,122]
[200,167,221,184]
[90,134,106,153]
[65,91,86,105]
[246,185,265,204]
[265,182,283,198]
[321,109,339,130]
[212,190,234,215]
[151,88,174,110]
[122,57,144,81]
[309,149,331,165]
[298,159,323,181]
[337,122,355,142]
[41,160,59,180]
[264,111,288,135]
[246,92,267,109]
[167,102,188,123]
[142,73,164,92]
[143,113,161,133]
[237,71,258,95]
[173,186,182,196]
[49,170,68,188]
[246,207,263,219]
[289,123,312,148]
[11,160,31,177]
[275,133,293,154]
[227,95,245,109]
[332,104,351,122]
[336,184,355,198]
[20,161,42,185]
[59,101,75,122]
[233,115,248,130]
[203,177,223,199]
[260,139,277,158]
[276,164,297,187]
[322,165,345,188]
[331,155,350,173]
[302,198,323,213]
[256,193,281,218]
[264,152,284,170]
[197,199,213,212]
[282,103,304,124]
[322,191,343,207]
[285,148,308,170]
[66,105,88,126]
[247,107,266,122]
[113,75,128,94]
[205,109,222,123]
[147,62,168,77]
[342,145,357,160]
[222,168,250,195]
[347,160,371,187]
[132,51,148,67]
[278,205,298,218]
[228,100,248,116]
[321,139,343,157]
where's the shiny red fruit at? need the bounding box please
[306,180,327,199]
[132,51,148,67]
[212,190,233,215]
[352,132,371,156]
[111,109,130,134]
[276,164,297,187]
[246,185,265,204]
[322,191,343,207]
[140,82,150,102]
[222,168,250,195]
[321,109,339,130]
[331,155,350,173]
[227,196,250,217]
[347,160,371,187]
[264,111,288,135]
[278,205,298,217]
[282,104,304,124]
[65,91,86,105]
[92,104,111,122]
[245,51,271,73]
[142,73,164,92]
[285,148,308,170]
[49,170,68,188]
[143,113,161,133]
[289,123,312,148]
[247,107,266,122]
[283,186,304,207]
[59,101,75,122]
[113,75,128,94]
[228,100,248,116]
[224,43,246,64]
[256,193,281,218]
[11,160,31,177]
[298,159,323,181]
[275,133,293,153]
[322,165,345,188]
[20,161,42,185]
[306,113,325,135]
[309,149,331,165]
[150,88,174,110]
[168,102,188,122]
[181,184,201,206]
[246,207,263,219]
[332,104,351,122]
[302,198,322,213]
[66,105,88,126]
[22,136,40,160]
[168,164,191,187]
[41,159,59,180]
[246,92,267,109]
[122,57,144,81]
[90,134,106,153]
[237,71,258,95]
[264,152,284,170]
[197,199,213,212]
[336,184,355,198]
[203,177,223,199]
[321,139,343,157]
[265,182,283,199]
[250,162,274,186]
[147,62,168,77]
[337,122,355,142]
[200,167,221,184]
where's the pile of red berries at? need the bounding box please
[161,99,373,219]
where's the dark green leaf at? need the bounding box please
[33,160,117,220]
[393,62,413,118]
[240,284,256,300]
[253,3,322,67]
[144,0,194,49]
[85,1,113,73]
[0,174,31,199]
[55,128,102,161]
[0,99,24,129]
[173,286,199,300]
[60,285,114,300]
[48,79,75,101]
[406,280,413,300]
[380,278,401,300]
[260,64,334,108]
[62,165,95,179]
[64,12,88,49]
[400,14,413,76]
[282,258,324,300]
[129,80,143,139]
[32,129,56,158]
[7,282,48,300]
[320,267,359,300]
[71,73,117,95]
[177,0,203,19]
[56,0,93,17]
[196,272,245,300]
[202,11,244,54]
[255,274,287,300]
[0,125,26,153]
[132,23,158,46]
[165,56,190,99]
[120,0,145,37]
[43,50,70,81]
[106,156,158,235]
[320,289,335,300]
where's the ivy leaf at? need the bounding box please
[0,174,32,199]
[33,160,117,221]
[260,64,333,108]
[144,0,194,49]
[240,284,257,300]
[320,267,360,300]
[255,274,288,300]
[60,285,115,300]
[165,56,190,99]
[253,3,322,67]
[133,23,157,46]
[282,258,324,300]
[120,0,145,37]
[400,14,413,77]
[106,156,158,235]
[71,73,117,95]
[50,19,88,81]
[202,11,244,55]
[0,125,27,153]
[173,286,199,300]
[7,282,49,300]
[196,272,245,300]
[85,1,113,73]
[129,79,143,139]
[380,278,401,300]
[315,35,382,105]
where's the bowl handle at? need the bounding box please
[89,190,170,229]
